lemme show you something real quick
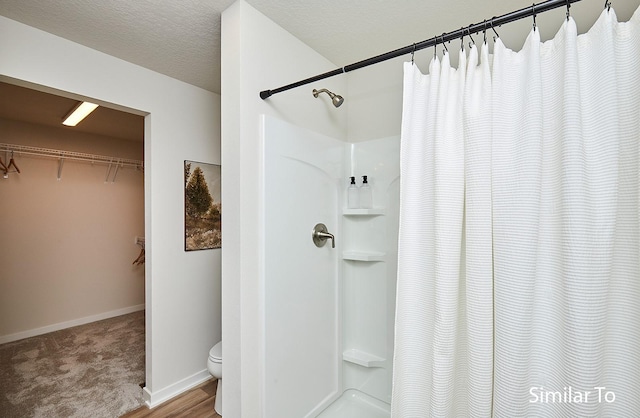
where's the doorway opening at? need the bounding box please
[0,79,148,416]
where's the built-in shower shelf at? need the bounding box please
[343,208,385,216]
[343,349,386,368]
[342,251,386,262]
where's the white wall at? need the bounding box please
[0,16,221,405]
[346,58,404,142]
[221,1,347,416]
[0,118,144,342]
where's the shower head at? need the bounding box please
[312,88,344,108]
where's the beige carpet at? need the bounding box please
[0,311,145,418]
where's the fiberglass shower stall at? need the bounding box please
[262,115,400,417]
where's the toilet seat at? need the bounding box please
[209,341,222,362]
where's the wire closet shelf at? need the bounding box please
[0,143,143,170]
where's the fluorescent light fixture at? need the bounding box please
[62,101,98,126]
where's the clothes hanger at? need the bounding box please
[133,238,146,265]
[7,151,20,173]
[133,247,145,265]
[0,156,7,174]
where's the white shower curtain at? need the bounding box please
[392,7,640,417]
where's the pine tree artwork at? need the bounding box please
[184,160,221,250]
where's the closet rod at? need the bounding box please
[0,143,143,169]
[259,0,585,99]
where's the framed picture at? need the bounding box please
[184,160,221,251]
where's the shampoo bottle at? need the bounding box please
[347,176,359,209]
[359,175,372,209]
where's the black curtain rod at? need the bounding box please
[260,0,591,100]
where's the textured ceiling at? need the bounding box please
[0,0,639,95]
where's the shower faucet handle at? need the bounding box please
[312,223,335,248]
[317,231,335,249]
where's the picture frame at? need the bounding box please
[184,160,221,251]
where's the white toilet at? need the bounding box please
[207,341,223,415]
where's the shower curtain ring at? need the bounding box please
[441,34,448,53]
[532,4,537,30]
[468,26,475,48]
[566,0,571,21]
[490,18,500,42]
[483,19,488,44]
[604,0,611,11]
[411,43,416,65]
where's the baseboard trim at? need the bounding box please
[143,370,212,408]
[0,304,145,344]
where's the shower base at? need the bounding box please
[317,389,390,418]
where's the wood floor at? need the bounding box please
[121,379,222,418]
